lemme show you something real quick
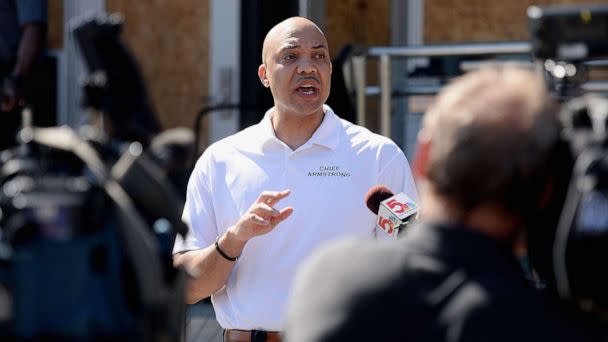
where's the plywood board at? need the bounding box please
[424,0,603,43]
[106,0,210,146]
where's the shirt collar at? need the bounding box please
[258,108,278,149]
[257,104,341,152]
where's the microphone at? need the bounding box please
[365,185,420,239]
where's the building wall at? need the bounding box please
[325,0,391,132]
[424,0,600,43]
[48,0,63,50]
[46,0,606,140]
[325,0,391,58]
[105,0,210,138]
[46,1,209,142]
[324,0,392,85]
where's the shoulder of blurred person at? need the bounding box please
[285,222,592,342]
[0,0,47,149]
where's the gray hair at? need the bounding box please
[421,65,561,215]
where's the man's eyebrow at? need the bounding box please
[279,43,328,51]
[279,44,299,51]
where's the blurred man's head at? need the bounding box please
[258,17,332,118]
[414,65,560,236]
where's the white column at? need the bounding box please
[57,0,105,126]
[390,0,425,158]
[407,0,424,47]
[208,0,241,143]
[405,0,425,159]
[301,0,325,31]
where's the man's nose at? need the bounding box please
[297,59,317,74]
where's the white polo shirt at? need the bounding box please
[174,105,418,331]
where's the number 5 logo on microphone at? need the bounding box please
[378,216,394,235]
[385,198,408,214]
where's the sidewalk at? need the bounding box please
[185,300,223,342]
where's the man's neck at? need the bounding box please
[271,107,325,150]
[419,182,521,243]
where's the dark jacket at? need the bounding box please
[285,222,593,342]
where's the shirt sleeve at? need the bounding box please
[15,0,47,26]
[378,147,419,203]
[172,151,219,253]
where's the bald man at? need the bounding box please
[173,17,417,341]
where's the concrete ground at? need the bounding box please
[185,300,223,342]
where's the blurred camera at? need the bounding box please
[0,13,192,341]
[527,4,608,316]
[529,4,608,100]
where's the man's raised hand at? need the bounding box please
[230,189,294,242]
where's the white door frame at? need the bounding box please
[208,0,241,144]
[397,0,425,158]
[57,0,105,126]
[299,0,325,30]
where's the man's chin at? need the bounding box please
[298,104,325,116]
[279,102,325,117]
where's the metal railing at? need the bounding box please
[192,103,263,166]
[351,41,608,139]
[352,41,533,138]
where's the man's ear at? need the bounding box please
[258,64,269,87]
[413,136,431,180]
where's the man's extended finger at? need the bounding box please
[250,213,270,225]
[258,189,291,206]
[270,207,294,226]
[256,203,280,217]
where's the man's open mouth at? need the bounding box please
[296,84,318,95]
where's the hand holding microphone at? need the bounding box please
[365,185,420,239]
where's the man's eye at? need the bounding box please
[315,54,326,59]
[284,55,296,60]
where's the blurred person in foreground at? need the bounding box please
[0,0,46,150]
[173,16,417,342]
[285,65,593,342]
